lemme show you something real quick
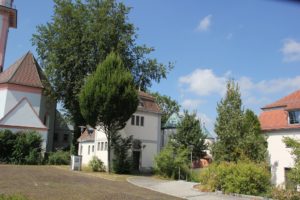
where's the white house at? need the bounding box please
[77,91,162,172]
[0,51,72,152]
[259,89,300,187]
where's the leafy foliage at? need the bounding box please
[48,150,70,165]
[79,52,138,172]
[89,156,106,172]
[172,111,207,160]
[11,131,43,165]
[212,80,267,163]
[151,92,180,125]
[154,143,189,179]
[283,137,300,187]
[32,0,172,151]
[199,161,271,196]
[0,130,16,163]
[0,194,29,200]
[112,135,133,174]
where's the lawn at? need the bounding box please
[0,165,180,200]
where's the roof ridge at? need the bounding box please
[7,51,30,83]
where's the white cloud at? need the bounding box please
[179,68,228,96]
[196,15,212,32]
[182,99,203,110]
[281,39,300,62]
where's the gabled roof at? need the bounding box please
[163,113,182,128]
[0,97,47,130]
[77,128,95,142]
[0,52,45,88]
[262,90,300,110]
[259,89,300,131]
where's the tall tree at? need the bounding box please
[32,0,172,152]
[242,109,267,162]
[212,80,267,163]
[213,80,244,162]
[79,53,138,172]
[172,111,207,160]
[151,92,180,125]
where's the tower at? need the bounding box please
[0,0,17,72]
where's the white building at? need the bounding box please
[77,91,162,172]
[259,89,300,187]
[0,51,72,152]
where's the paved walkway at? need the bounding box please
[127,176,264,200]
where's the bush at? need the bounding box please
[112,135,133,174]
[48,150,70,165]
[0,130,16,163]
[0,194,29,200]
[272,187,300,200]
[88,156,105,172]
[11,131,42,165]
[154,143,189,179]
[199,161,271,196]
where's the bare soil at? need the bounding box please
[0,165,181,200]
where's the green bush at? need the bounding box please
[154,143,189,179]
[89,156,105,172]
[0,130,16,163]
[0,194,29,200]
[48,150,70,165]
[11,131,42,165]
[272,187,300,200]
[112,135,133,174]
[199,161,271,196]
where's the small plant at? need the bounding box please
[0,194,29,200]
[271,187,300,200]
[48,150,70,165]
[88,156,105,172]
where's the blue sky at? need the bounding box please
[4,0,300,134]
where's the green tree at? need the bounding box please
[283,137,300,187]
[242,109,267,162]
[0,130,16,163]
[151,92,180,125]
[32,0,172,152]
[212,80,267,163]
[79,53,138,172]
[213,80,244,162]
[172,111,207,160]
[112,135,133,174]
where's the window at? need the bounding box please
[92,145,94,152]
[141,116,144,126]
[63,134,68,142]
[101,142,104,151]
[136,116,140,126]
[131,115,135,125]
[97,142,100,151]
[88,145,90,155]
[80,145,83,155]
[289,111,300,124]
[105,142,108,151]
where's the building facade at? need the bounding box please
[259,90,300,187]
[77,91,162,172]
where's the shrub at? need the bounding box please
[199,161,271,196]
[0,130,16,163]
[88,156,105,172]
[112,135,133,174]
[0,194,29,200]
[272,187,300,200]
[48,150,70,165]
[154,143,189,179]
[11,131,42,164]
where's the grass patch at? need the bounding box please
[0,194,29,200]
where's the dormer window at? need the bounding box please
[289,110,300,124]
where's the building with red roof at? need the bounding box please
[259,89,300,187]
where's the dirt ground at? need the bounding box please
[0,165,181,200]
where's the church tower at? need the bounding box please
[0,0,17,72]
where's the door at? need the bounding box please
[132,151,140,171]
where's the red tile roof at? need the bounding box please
[77,129,95,142]
[138,91,161,113]
[0,52,45,88]
[259,90,300,132]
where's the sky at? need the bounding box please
[3,0,300,134]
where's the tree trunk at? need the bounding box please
[107,127,111,173]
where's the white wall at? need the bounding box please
[4,89,41,115]
[0,89,7,117]
[267,129,300,187]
